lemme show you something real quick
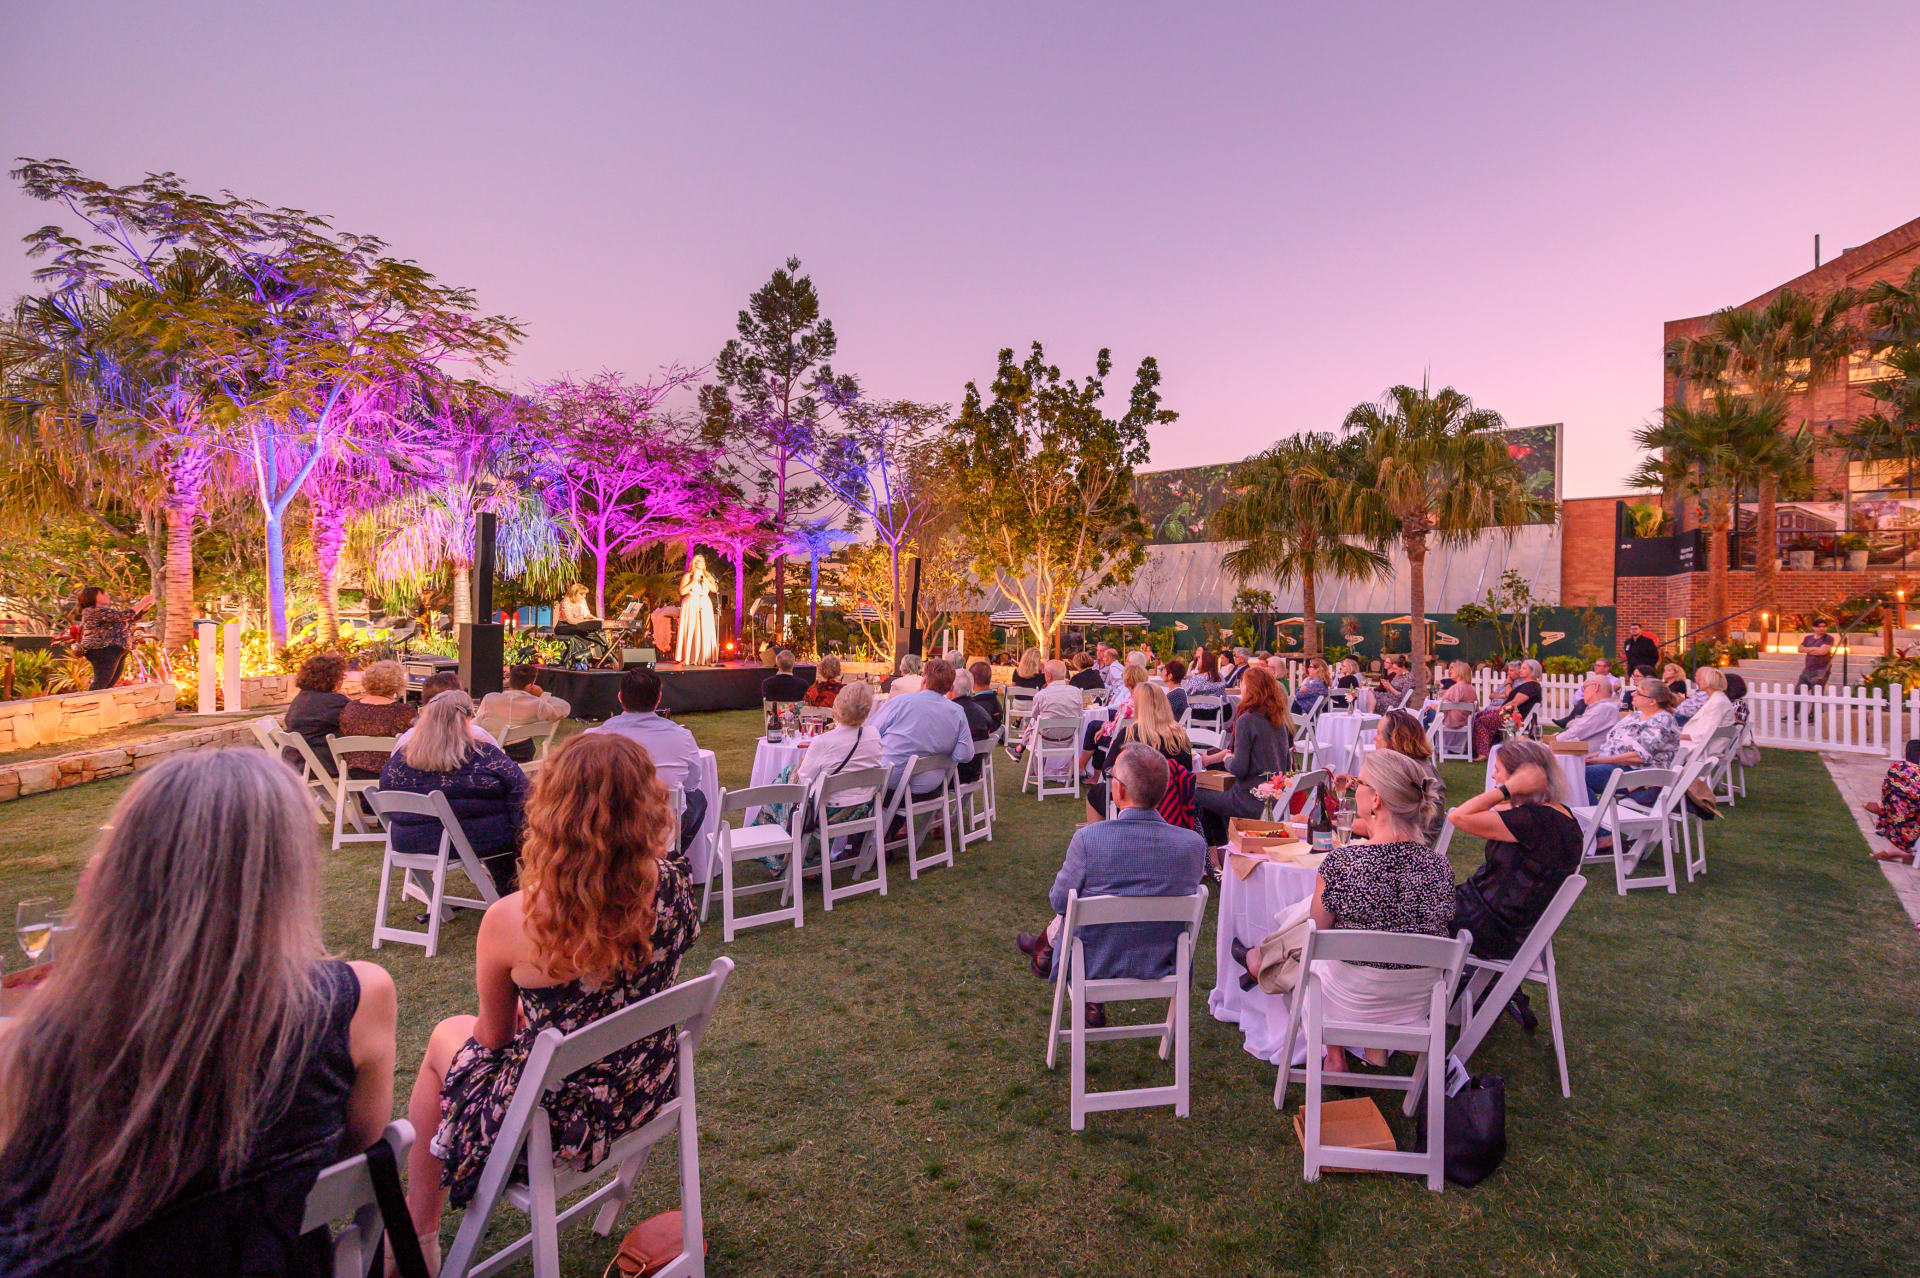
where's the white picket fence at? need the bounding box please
[1277,660,1920,760]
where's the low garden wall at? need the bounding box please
[0,719,262,802]
[0,682,177,752]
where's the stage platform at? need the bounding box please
[532,662,814,720]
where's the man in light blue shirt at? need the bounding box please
[587,667,706,849]
[871,658,975,793]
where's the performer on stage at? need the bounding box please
[553,582,611,661]
[675,555,720,665]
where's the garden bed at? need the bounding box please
[0,682,177,753]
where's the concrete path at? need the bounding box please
[1821,750,1920,929]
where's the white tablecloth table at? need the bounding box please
[1312,711,1374,773]
[1207,855,1319,1064]
[743,736,808,823]
[1484,743,1588,803]
[690,748,721,885]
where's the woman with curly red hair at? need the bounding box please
[400,731,698,1265]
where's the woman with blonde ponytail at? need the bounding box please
[1232,749,1454,1072]
[0,750,396,1274]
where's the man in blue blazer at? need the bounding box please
[1017,744,1208,1026]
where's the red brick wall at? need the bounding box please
[1561,497,1623,606]
[1617,567,1917,638]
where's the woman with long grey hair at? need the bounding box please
[0,749,396,1273]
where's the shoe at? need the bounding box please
[1016,931,1045,958]
[1230,938,1251,967]
[1084,1002,1107,1029]
[1503,990,1538,1034]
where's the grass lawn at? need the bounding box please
[2,716,1917,1276]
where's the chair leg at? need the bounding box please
[425,861,448,959]
[1069,958,1088,1133]
[1544,954,1571,1099]
[371,849,394,949]
[592,1146,652,1236]
[720,847,737,943]
[1302,994,1322,1182]
[1424,1034,1446,1192]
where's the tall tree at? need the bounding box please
[1341,383,1556,693]
[374,380,569,624]
[12,160,522,648]
[780,521,858,651]
[1838,267,1920,511]
[699,258,854,643]
[538,371,711,614]
[944,343,1169,656]
[1209,432,1387,659]
[1628,395,1791,642]
[1667,286,1858,615]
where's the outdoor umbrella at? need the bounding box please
[1104,608,1149,629]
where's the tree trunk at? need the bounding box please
[161,502,197,650]
[1755,476,1778,614]
[889,543,903,659]
[594,545,609,619]
[1302,569,1319,658]
[1707,499,1731,643]
[452,563,473,628]
[1405,529,1430,696]
[136,509,165,642]
[733,554,746,649]
[312,508,346,644]
[265,506,290,651]
[808,556,820,651]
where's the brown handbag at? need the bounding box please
[610,1212,702,1277]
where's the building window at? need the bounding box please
[1849,346,1897,384]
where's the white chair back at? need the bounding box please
[367,788,503,956]
[812,765,890,910]
[440,959,735,1278]
[1023,716,1082,801]
[886,754,957,878]
[701,783,806,942]
[300,1121,415,1278]
[325,734,395,850]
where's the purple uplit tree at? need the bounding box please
[697,501,774,646]
[780,521,859,650]
[538,370,712,615]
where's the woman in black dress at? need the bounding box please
[281,652,351,776]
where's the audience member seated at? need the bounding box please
[1015,745,1207,1026]
[589,667,707,852]
[400,733,698,1270]
[949,670,996,784]
[1864,739,1920,865]
[1161,658,1190,721]
[476,664,572,763]
[1554,657,1620,728]
[1222,647,1252,689]
[871,658,973,796]
[0,750,397,1273]
[381,691,529,890]
[1331,657,1364,707]
[1334,709,1446,844]
[1583,677,1680,802]
[761,649,812,702]
[1434,659,1477,731]
[1068,652,1105,692]
[1094,644,1125,693]
[1182,650,1227,697]
[1445,738,1582,959]
[338,658,416,778]
[282,651,350,775]
[1677,665,1735,747]
[804,654,846,707]
[1086,683,1194,826]
[1472,658,1544,759]
[1660,662,1690,698]
[796,681,885,808]
[966,660,1004,732]
[1554,675,1623,747]
[1011,647,1047,690]
[1193,665,1293,845]
[1292,657,1332,716]
[397,671,500,749]
[888,653,926,695]
[1231,750,1452,1070]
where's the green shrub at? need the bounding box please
[7,649,51,698]
[1863,648,1920,694]
[1542,655,1587,676]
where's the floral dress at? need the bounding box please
[434,853,700,1207]
[1597,710,1680,771]
[1875,761,1920,852]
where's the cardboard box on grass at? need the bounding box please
[1291,1096,1397,1173]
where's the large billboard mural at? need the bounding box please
[1134,423,1562,546]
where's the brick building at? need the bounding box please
[1601,215,1920,645]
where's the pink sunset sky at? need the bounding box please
[4,0,1918,498]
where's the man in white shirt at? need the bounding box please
[1030,658,1084,724]
[395,672,498,748]
[871,659,975,794]
[587,667,706,850]
[1555,676,1623,746]
[475,665,571,762]
[1096,644,1126,694]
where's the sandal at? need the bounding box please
[1870,850,1915,864]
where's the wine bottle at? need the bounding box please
[1308,784,1334,851]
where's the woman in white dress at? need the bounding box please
[675,554,720,665]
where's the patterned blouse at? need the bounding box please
[1597,710,1680,770]
[803,678,844,708]
[1317,838,1457,968]
[1673,689,1710,720]
[78,605,140,651]
[1875,761,1920,852]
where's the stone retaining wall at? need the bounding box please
[0,682,177,753]
[0,719,262,801]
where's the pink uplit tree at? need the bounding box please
[538,370,712,615]
[697,502,774,646]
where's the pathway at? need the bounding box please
[1821,749,1920,928]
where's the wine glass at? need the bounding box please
[16,898,54,968]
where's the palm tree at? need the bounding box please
[1667,287,1858,613]
[1210,432,1386,659]
[1838,267,1920,513]
[1629,395,1790,641]
[781,521,859,651]
[374,380,570,625]
[1340,383,1557,694]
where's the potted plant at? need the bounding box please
[1838,532,1870,571]
[1787,534,1817,571]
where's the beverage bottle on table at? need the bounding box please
[1307,785,1334,851]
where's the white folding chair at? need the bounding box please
[1430,819,1455,860]
[1262,768,1328,823]
[1044,886,1210,1132]
[956,736,997,847]
[1003,688,1036,758]
[1186,696,1228,750]
[1436,874,1586,1103]
[497,719,562,775]
[1428,714,1473,763]
[699,784,806,942]
[1570,766,1625,874]
[440,959,734,1278]
[325,734,394,850]
[1291,702,1324,769]
[1022,716,1082,801]
[796,703,835,725]
[367,789,504,957]
[247,716,281,754]
[1601,767,1684,894]
[1273,926,1470,1191]
[885,754,957,878]
[808,766,889,911]
[300,1121,415,1278]
[277,727,342,823]
[1668,755,1713,882]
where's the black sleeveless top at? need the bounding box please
[0,960,362,1278]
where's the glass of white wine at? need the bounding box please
[16,898,54,968]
